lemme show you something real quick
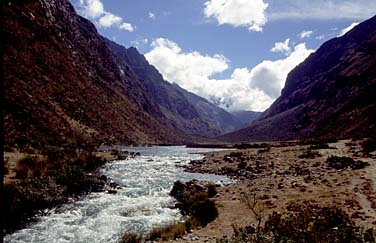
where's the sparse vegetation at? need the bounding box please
[119,233,142,243]
[326,155,369,170]
[2,145,107,234]
[207,183,218,198]
[147,221,187,241]
[298,137,338,146]
[235,143,270,149]
[218,204,375,243]
[4,158,10,175]
[298,149,321,159]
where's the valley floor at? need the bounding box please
[165,139,376,243]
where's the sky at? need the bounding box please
[71,0,376,112]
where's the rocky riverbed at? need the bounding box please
[163,139,376,243]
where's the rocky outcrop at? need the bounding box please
[220,15,376,142]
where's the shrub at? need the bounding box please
[15,156,37,179]
[4,158,10,175]
[298,137,338,146]
[326,156,369,170]
[170,180,219,226]
[361,138,376,153]
[119,233,141,243]
[14,135,31,152]
[191,198,218,226]
[218,204,372,243]
[4,144,15,152]
[298,150,321,159]
[207,183,218,198]
[238,161,247,169]
[258,146,271,153]
[147,222,186,241]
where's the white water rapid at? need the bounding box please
[5,146,232,243]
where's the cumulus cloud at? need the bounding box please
[148,12,156,20]
[338,22,359,36]
[78,0,103,18]
[204,0,269,32]
[77,0,134,31]
[145,38,313,111]
[270,38,291,55]
[250,43,314,98]
[268,0,376,20]
[299,30,313,39]
[119,22,134,32]
[98,13,122,27]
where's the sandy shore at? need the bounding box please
[164,139,376,243]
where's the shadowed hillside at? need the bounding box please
[220,15,376,142]
[3,0,190,147]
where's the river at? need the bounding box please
[4,146,232,243]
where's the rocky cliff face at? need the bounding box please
[107,40,245,136]
[220,15,376,142]
[3,0,187,146]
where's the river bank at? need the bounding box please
[2,146,133,235]
[162,139,376,243]
[3,146,232,243]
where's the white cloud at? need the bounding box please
[338,22,359,36]
[77,0,134,31]
[268,0,376,20]
[119,22,134,32]
[148,12,156,20]
[78,0,104,18]
[315,35,325,40]
[299,30,313,39]
[131,38,148,48]
[270,38,291,55]
[250,43,314,98]
[145,38,313,111]
[98,13,122,27]
[204,0,269,32]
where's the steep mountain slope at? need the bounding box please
[3,0,186,146]
[172,84,245,134]
[220,15,376,142]
[106,40,245,136]
[230,111,261,126]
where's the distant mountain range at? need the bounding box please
[4,0,374,147]
[220,15,376,142]
[3,0,256,147]
[106,41,250,136]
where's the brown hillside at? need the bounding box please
[3,0,188,147]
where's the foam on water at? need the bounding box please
[5,146,232,243]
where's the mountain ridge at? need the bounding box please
[4,0,189,146]
[220,15,376,142]
[106,39,247,136]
